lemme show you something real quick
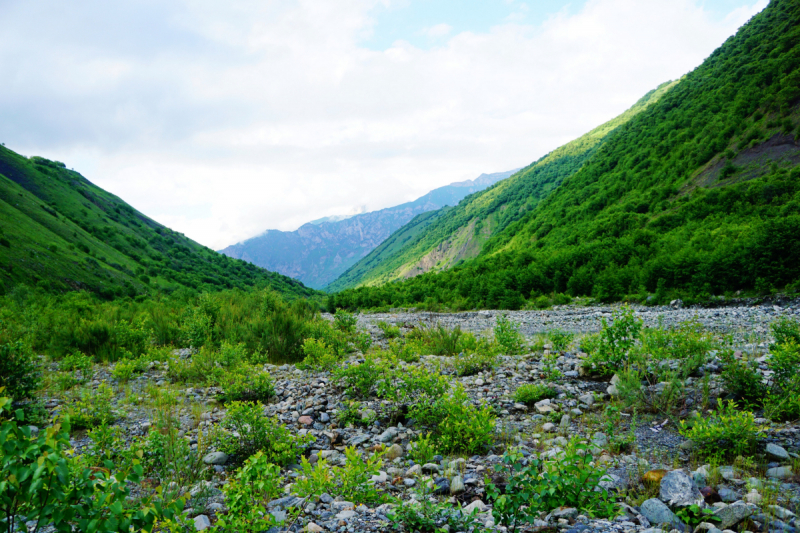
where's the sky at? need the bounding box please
[0,0,768,250]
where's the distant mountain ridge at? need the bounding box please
[219,170,518,289]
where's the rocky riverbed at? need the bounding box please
[32,303,800,533]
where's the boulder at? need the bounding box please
[193,515,211,531]
[713,501,755,530]
[766,466,793,479]
[766,443,790,461]
[660,470,703,507]
[385,443,404,460]
[640,498,685,531]
[202,452,228,465]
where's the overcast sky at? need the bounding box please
[0,0,767,249]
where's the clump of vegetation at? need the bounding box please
[213,401,313,464]
[452,350,497,376]
[0,339,40,403]
[297,337,340,371]
[409,385,495,455]
[62,381,117,430]
[582,306,643,375]
[548,329,574,352]
[294,446,387,505]
[376,320,401,339]
[487,442,617,532]
[218,367,275,403]
[679,399,762,460]
[214,451,286,531]
[495,315,525,354]
[514,383,557,406]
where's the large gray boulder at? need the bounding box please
[660,470,703,507]
[765,443,789,461]
[713,501,756,530]
[202,451,228,465]
[640,498,686,531]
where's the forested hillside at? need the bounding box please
[327,81,678,293]
[328,0,800,311]
[0,146,317,299]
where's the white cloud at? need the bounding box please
[0,0,767,249]
[425,23,453,38]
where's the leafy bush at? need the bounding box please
[579,332,602,355]
[771,316,800,348]
[297,338,340,371]
[333,309,358,334]
[408,432,436,465]
[141,426,209,503]
[409,386,495,455]
[214,401,312,464]
[679,399,762,460]
[0,341,39,402]
[334,354,391,398]
[376,321,401,339]
[0,394,183,533]
[218,367,275,403]
[452,351,497,376]
[60,351,94,379]
[387,338,420,363]
[720,351,766,405]
[389,490,480,532]
[417,323,464,356]
[548,329,574,352]
[214,451,285,531]
[294,446,386,505]
[582,306,642,374]
[218,341,248,367]
[378,363,450,405]
[514,383,557,406]
[486,443,616,532]
[495,315,525,354]
[111,356,148,383]
[63,381,117,430]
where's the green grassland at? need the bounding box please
[328,0,800,310]
[0,146,317,300]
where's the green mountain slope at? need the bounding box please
[327,80,679,293]
[328,0,800,310]
[0,146,317,299]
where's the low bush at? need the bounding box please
[333,309,358,334]
[679,399,762,460]
[548,329,574,352]
[111,356,148,383]
[63,381,117,430]
[218,366,275,403]
[771,316,800,347]
[214,401,313,464]
[59,351,94,379]
[407,432,436,465]
[495,315,525,354]
[0,340,40,403]
[214,451,285,532]
[334,354,392,398]
[486,442,616,532]
[417,323,464,356]
[0,394,184,533]
[409,386,495,455]
[387,338,421,363]
[720,351,766,405]
[297,338,340,371]
[452,351,497,376]
[514,383,557,406]
[376,321,401,339]
[582,306,642,375]
[389,490,481,532]
[378,363,450,405]
[294,446,387,505]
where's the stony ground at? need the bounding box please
[39,302,800,533]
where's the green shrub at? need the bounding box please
[418,323,464,356]
[771,316,800,347]
[219,367,275,403]
[679,399,762,460]
[452,351,497,376]
[487,443,616,532]
[63,382,117,430]
[378,363,450,405]
[495,315,525,355]
[389,491,480,532]
[376,321,401,339]
[334,354,391,398]
[548,329,574,352]
[387,338,420,363]
[513,383,557,406]
[768,339,800,386]
[214,452,285,531]
[409,386,495,455]
[720,351,766,405]
[578,332,602,355]
[218,341,248,367]
[60,351,94,377]
[583,306,642,374]
[407,432,436,465]
[337,400,365,427]
[333,309,358,334]
[0,395,184,533]
[0,341,40,402]
[294,447,386,505]
[297,338,339,371]
[214,401,313,464]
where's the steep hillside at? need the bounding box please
[327,80,678,292]
[0,146,317,299]
[328,0,800,310]
[220,170,517,289]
